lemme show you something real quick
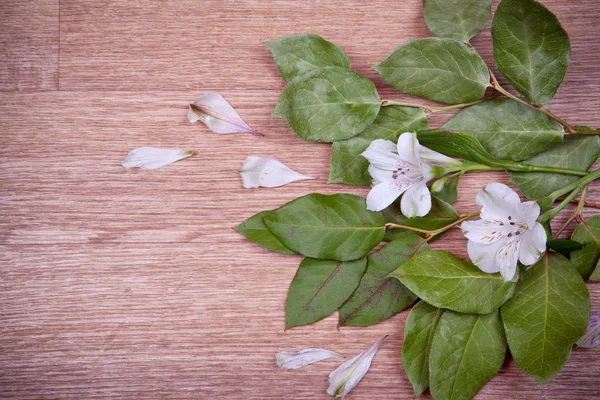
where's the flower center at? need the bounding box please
[391,161,420,181]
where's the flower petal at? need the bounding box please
[418,144,461,168]
[240,156,315,188]
[518,222,547,266]
[367,165,393,185]
[188,93,258,134]
[516,201,541,228]
[467,239,505,274]
[400,182,431,218]
[276,348,344,370]
[327,336,386,398]
[497,238,521,281]
[576,313,600,348]
[361,139,402,170]
[121,147,193,170]
[395,132,420,165]
[366,179,410,212]
[461,219,509,244]
[476,183,521,220]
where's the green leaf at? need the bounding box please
[442,99,564,161]
[382,196,458,242]
[329,106,428,186]
[547,239,583,258]
[235,211,297,255]
[286,257,367,329]
[264,193,385,261]
[423,0,492,42]
[338,232,427,326]
[509,135,600,198]
[389,250,516,314]
[374,38,490,105]
[266,33,350,83]
[284,67,381,142]
[429,310,506,400]
[402,301,445,398]
[501,252,590,383]
[571,216,600,279]
[431,175,460,205]
[491,0,570,105]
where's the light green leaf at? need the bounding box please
[389,250,516,314]
[383,196,458,242]
[266,33,350,83]
[429,310,506,400]
[286,257,367,329]
[235,210,296,255]
[423,0,492,42]
[501,252,590,383]
[442,99,564,161]
[264,193,385,261]
[329,106,428,186]
[338,232,427,326]
[491,0,570,105]
[285,67,381,142]
[402,301,445,398]
[509,135,600,198]
[374,38,490,105]
[571,216,600,279]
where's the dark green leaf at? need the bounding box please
[338,232,427,326]
[501,253,590,383]
[264,193,385,261]
[284,67,380,142]
[402,301,445,398]
[374,38,490,105]
[329,106,428,186]
[546,239,582,258]
[235,210,297,255]
[266,33,350,83]
[429,310,506,400]
[286,257,367,329]
[431,175,460,205]
[510,135,600,198]
[423,0,492,42]
[389,250,516,314]
[442,99,564,161]
[492,0,570,105]
[571,216,600,279]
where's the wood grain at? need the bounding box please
[1,0,600,398]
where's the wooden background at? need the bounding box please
[1,1,600,398]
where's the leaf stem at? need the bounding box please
[539,187,582,225]
[553,186,588,239]
[456,161,587,177]
[380,99,485,114]
[385,212,479,241]
[539,168,600,212]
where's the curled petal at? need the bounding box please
[577,313,600,348]
[240,156,315,188]
[121,147,193,170]
[276,348,344,370]
[400,182,431,218]
[188,93,259,135]
[467,239,505,274]
[476,183,520,220]
[366,179,410,212]
[395,132,420,165]
[518,223,547,266]
[516,201,541,228]
[361,139,402,170]
[418,145,461,168]
[327,336,387,398]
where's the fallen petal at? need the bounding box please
[240,156,315,188]
[327,336,387,398]
[121,147,193,170]
[188,93,259,135]
[276,348,344,370]
[577,313,600,348]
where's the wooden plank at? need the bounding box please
[0,0,59,91]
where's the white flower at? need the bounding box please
[121,147,193,170]
[361,132,460,217]
[276,348,343,370]
[461,183,547,281]
[240,156,315,188]
[188,93,259,135]
[327,336,387,398]
[577,313,600,348]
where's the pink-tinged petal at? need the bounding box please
[400,182,432,218]
[467,239,505,274]
[577,313,600,348]
[188,93,259,135]
[361,139,402,170]
[366,179,409,212]
[367,165,394,185]
[418,145,461,168]
[121,147,193,170]
[240,156,315,188]
[516,201,541,228]
[461,219,507,244]
[518,223,547,266]
[396,132,420,165]
[497,238,521,281]
[276,348,344,370]
[476,183,520,220]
